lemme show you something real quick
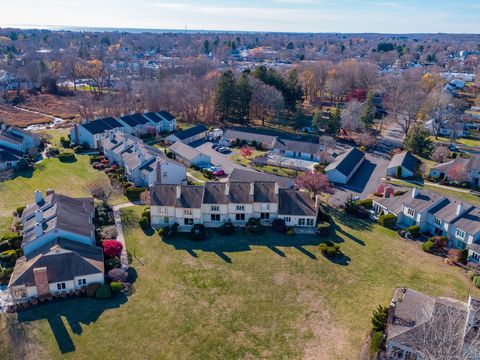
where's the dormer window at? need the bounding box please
[456,228,465,239]
[434,217,441,226]
[407,208,415,217]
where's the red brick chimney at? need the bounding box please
[33,267,50,297]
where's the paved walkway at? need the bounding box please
[112,202,138,270]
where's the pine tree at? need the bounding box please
[359,91,375,130]
[326,105,341,137]
[312,108,322,134]
[214,70,237,122]
[403,124,433,157]
[236,73,252,124]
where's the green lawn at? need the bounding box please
[36,128,71,148]
[431,135,480,147]
[2,207,475,359]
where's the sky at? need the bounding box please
[1,0,480,33]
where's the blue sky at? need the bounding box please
[1,0,479,33]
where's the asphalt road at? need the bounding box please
[195,142,250,175]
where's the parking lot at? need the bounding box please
[194,141,251,175]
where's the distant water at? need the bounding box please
[0,24,262,34]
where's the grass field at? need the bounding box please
[1,207,476,360]
[432,135,480,148]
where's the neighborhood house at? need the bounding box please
[165,124,208,145]
[325,147,365,184]
[0,124,39,171]
[386,151,418,178]
[429,154,480,186]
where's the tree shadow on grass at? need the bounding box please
[162,228,322,263]
[17,295,127,354]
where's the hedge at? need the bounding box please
[158,226,170,236]
[73,145,83,153]
[110,281,122,294]
[370,331,384,357]
[378,214,396,228]
[319,241,341,258]
[86,283,102,297]
[245,218,265,234]
[316,222,331,237]
[95,284,112,299]
[272,218,287,233]
[58,152,76,162]
[139,217,150,230]
[422,240,435,253]
[474,276,480,289]
[16,206,26,217]
[125,187,146,200]
[355,199,372,209]
[218,221,235,236]
[406,225,420,238]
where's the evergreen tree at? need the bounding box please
[236,73,253,124]
[359,91,376,130]
[403,124,433,157]
[326,105,341,137]
[214,70,237,122]
[312,108,322,134]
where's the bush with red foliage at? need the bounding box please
[103,240,123,258]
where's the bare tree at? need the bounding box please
[86,179,117,206]
[341,100,364,131]
[424,89,464,139]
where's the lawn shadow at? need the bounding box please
[324,252,351,266]
[17,295,128,354]
[162,228,322,263]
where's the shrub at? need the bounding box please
[142,209,151,218]
[245,218,265,234]
[103,240,123,258]
[468,270,476,281]
[100,226,118,240]
[474,276,480,289]
[355,206,370,219]
[73,145,83,153]
[316,222,331,237]
[0,249,16,265]
[90,155,102,164]
[0,268,13,285]
[110,281,122,294]
[344,194,358,215]
[272,218,287,233]
[139,216,150,230]
[158,225,170,236]
[406,225,420,238]
[396,166,402,178]
[355,199,372,209]
[378,214,396,228]
[58,152,76,162]
[16,206,26,217]
[434,236,448,249]
[125,187,146,200]
[218,221,235,236]
[0,240,10,252]
[95,284,112,299]
[86,283,102,297]
[370,331,384,356]
[115,167,125,174]
[372,305,389,332]
[3,234,22,249]
[319,241,341,258]
[108,268,128,282]
[422,240,435,253]
[190,224,206,241]
[286,228,294,236]
[394,190,406,197]
[460,249,469,265]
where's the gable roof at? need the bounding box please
[223,129,277,146]
[203,182,229,204]
[274,139,323,155]
[0,148,21,163]
[173,125,208,141]
[143,112,163,124]
[388,151,418,173]
[253,182,278,203]
[168,141,207,162]
[228,168,293,189]
[158,111,175,121]
[278,189,317,216]
[325,147,365,177]
[9,238,103,287]
[403,189,445,213]
[81,117,123,135]
[119,114,149,127]
[150,184,204,208]
[452,207,480,235]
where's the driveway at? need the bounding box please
[194,142,249,175]
[328,152,389,206]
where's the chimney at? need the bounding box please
[34,190,43,205]
[384,186,394,198]
[34,223,43,238]
[224,182,230,196]
[46,189,55,196]
[176,185,181,199]
[34,210,43,223]
[130,110,135,115]
[74,124,79,144]
[120,113,125,117]
[315,194,321,210]
[0,123,7,130]
[457,203,465,216]
[274,182,279,195]
[33,267,50,297]
[249,182,255,202]
[81,118,88,124]
[144,109,148,114]
[412,188,419,198]
[155,160,162,184]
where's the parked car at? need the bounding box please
[217,147,231,154]
[212,169,225,176]
[197,163,211,169]
[212,143,221,150]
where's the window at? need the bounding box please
[434,217,441,226]
[159,207,167,214]
[456,228,465,239]
[184,209,193,216]
[407,208,415,217]
[163,216,169,224]
[306,218,314,226]
[456,239,467,250]
[163,172,168,178]
[236,213,245,221]
[184,218,194,225]
[236,205,245,212]
[260,212,270,220]
[211,205,219,212]
[77,279,86,286]
[260,203,270,211]
[298,218,306,226]
[473,253,480,262]
[57,282,66,290]
[211,214,220,221]
[283,217,291,223]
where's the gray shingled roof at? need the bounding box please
[452,207,480,236]
[388,151,418,173]
[228,168,293,189]
[168,141,206,162]
[325,147,365,176]
[403,190,445,213]
[274,139,323,155]
[150,184,204,208]
[278,189,316,216]
[223,129,277,146]
[9,238,103,287]
[253,182,278,203]
[173,125,208,141]
[203,182,228,204]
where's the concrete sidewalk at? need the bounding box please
[112,202,138,270]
